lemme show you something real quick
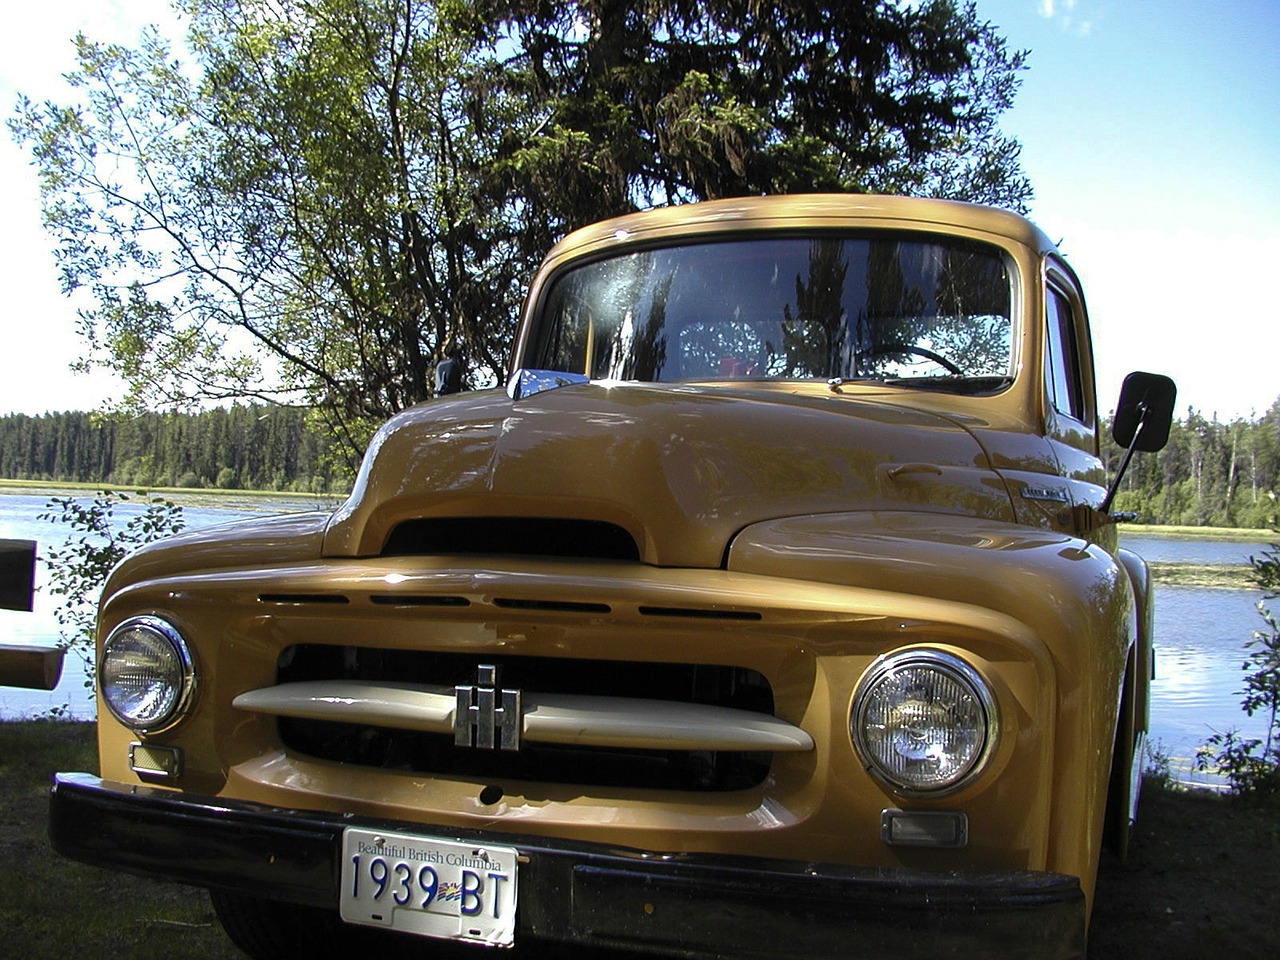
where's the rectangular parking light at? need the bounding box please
[880,809,968,848]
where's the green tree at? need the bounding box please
[13,0,1031,467]
[11,0,521,467]
[467,0,1032,263]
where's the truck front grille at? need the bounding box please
[271,645,778,792]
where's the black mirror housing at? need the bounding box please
[434,358,463,396]
[1112,371,1176,453]
[1101,371,1177,516]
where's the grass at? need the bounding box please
[1147,562,1256,589]
[0,721,241,960]
[1091,777,1280,959]
[1121,523,1276,542]
[3,721,1278,959]
[0,478,344,506]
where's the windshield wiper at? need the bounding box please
[880,375,1013,395]
[827,375,1012,396]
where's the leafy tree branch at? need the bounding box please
[12,0,1032,469]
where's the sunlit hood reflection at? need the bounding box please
[322,382,1014,567]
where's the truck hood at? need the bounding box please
[322,383,1015,568]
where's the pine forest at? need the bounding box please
[0,406,347,495]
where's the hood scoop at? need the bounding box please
[381,517,639,561]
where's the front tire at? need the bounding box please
[209,890,488,959]
[209,890,350,959]
[1102,670,1139,861]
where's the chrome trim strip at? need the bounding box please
[234,681,456,734]
[521,693,813,751]
[233,680,813,752]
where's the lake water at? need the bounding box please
[2,493,1274,787]
[1120,533,1271,567]
[1119,534,1275,784]
[0,492,328,718]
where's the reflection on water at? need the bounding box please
[1148,586,1270,776]
[2,495,1275,788]
[1124,533,1274,784]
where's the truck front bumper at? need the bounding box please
[50,772,1085,960]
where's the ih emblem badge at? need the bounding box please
[455,664,522,751]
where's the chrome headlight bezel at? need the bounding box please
[851,648,998,796]
[98,616,196,734]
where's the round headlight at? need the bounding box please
[851,650,996,794]
[99,616,195,733]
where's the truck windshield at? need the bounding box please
[530,234,1013,388]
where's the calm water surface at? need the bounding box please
[0,492,327,718]
[1121,533,1271,567]
[2,495,1273,784]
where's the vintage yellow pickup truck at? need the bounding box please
[50,195,1175,959]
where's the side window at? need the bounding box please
[1045,285,1085,422]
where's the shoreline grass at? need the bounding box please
[1148,562,1257,590]
[0,479,344,511]
[1121,522,1276,542]
[0,478,345,503]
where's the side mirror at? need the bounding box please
[1112,371,1176,452]
[1102,371,1177,515]
[434,358,463,396]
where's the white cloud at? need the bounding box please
[1060,222,1280,421]
[1037,0,1093,37]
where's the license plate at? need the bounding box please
[340,828,518,946]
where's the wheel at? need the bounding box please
[1102,670,1139,862]
[209,890,481,959]
[209,890,351,960]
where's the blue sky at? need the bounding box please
[983,0,1280,420]
[1,0,1277,420]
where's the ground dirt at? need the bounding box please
[1091,776,1280,958]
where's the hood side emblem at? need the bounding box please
[1020,485,1071,504]
[455,664,522,751]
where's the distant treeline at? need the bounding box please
[0,406,349,493]
[1103,401,1280,529]
[3,399,1280,527]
